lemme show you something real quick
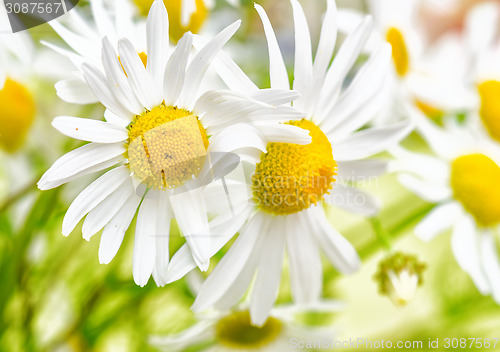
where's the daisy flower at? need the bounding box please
[38,0,310,287]
[149,301,343,352]
[390,107,500,303]
[337,0,474,123]
[165,0,412,326]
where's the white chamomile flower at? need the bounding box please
[38,0,310,287]
[149,301,343,352]
[390,107,500,304]
[165,0,412,326]
[337,0,474,123]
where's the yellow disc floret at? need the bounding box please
[126,105,209,190]
[0,78,36,153]
[215,311,283,349]
[132,0,208,43]
[451,154,500,227]
[252,119,336,216]
[386,27,410,77]
[478,80,500,142]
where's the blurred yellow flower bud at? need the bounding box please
[0,78,36,153]
[133,0,208,42]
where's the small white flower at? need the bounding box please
[165,0,412,326]
[38,0,310,287]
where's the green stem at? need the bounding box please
[370,217,392,251]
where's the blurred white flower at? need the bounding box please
[337,0,476,124]
[149,301,343,352]
[165,0,412,326]
[390,107,500,304]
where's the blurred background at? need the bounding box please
[1,0,500,351]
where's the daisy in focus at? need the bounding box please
[390,108,500,304]
[165,0,412,326]
[337,0,475,123]
[149,301,342,352]
[38,0,310,287]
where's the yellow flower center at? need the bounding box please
[252,119,336,216]
[386,27,410,77]
[215,311,283,349]
[125,105,209,190]
[0,78,36,153]
[132,0,208,43]
[450,154,500,227]
[478,80,500,142]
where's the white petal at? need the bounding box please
[337,159,388,180]
[101,37,144,115]
[82,63,135,119]
[389,146,450,182]
[49,20,99,59]
[149,321,214,351]
[254,4,290,90]
[165,205,252,283]
[179,21,241,109]
[99,192,142,264]
[55,79,97,104]
[333,122,413,161]
[152,193,173,286]
[290,0,313,102]
[164,32,192,106]
[104,109,130,128]
[286,213,322,304]
[414,202,461,241]
[133,197,158,286]
[170,189,211,271]
[308,0,337,112]
[325,184,381,216]
[146,0,170,96]
[208,123,267,161]
[38,143,125,190]
[316,16,373,115]
[191,34,258,94]
[91,0,117,40]
[118,38,158,109]
[62,166,130,236]
[451,217,491,295]
[306,206,360,274]
[249,89,299,106]
[52,116,128,143]
[397,174,452,203]
[254,122,312,145]
[250,217,286,326]
[82,181,135,240]
[480,232,500,303]
[192,213,267,312]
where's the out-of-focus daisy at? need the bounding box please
[165,0,412,325]
[149,301,342,352]
[38,0,310,287]
[0,32,36,153]
[390,107,500,303]
[337,0,474,123]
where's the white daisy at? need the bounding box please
[38,0,311,287]
[337,0,475,123]
[164,0,412,326]
[149,301,343,352]
[390,106,500,304]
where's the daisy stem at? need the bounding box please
[370,217,392,251]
